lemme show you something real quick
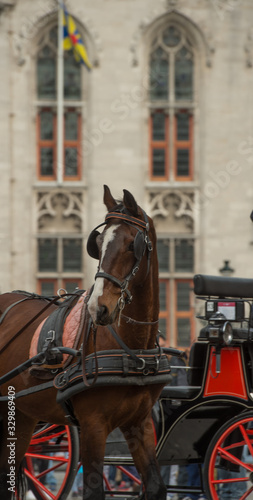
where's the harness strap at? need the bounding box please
[0,292,83,356]
[106,325,153,368]
[121,314,159,326]
[105,212,148,230]
[59,399,79,426]
[0,347,81,387]
[82,318,99,388]
[94,271,133,303]
[0,297,36,326]
[0,381,54,401]
[94,272,125,290]
[0,294,63,356]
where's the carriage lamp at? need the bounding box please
[222,321,233,345]
[208,312,233,345]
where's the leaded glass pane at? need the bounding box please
[65,112,78,140]
[177,114,189,140]
[150,48,169,101]
[63,239,82,272]
[49,27,58,47]
[177,282,191,310]
[40,111,54,140]
[175,47,193,101]
[159,281,167,310]
[176,149,189,177]
[65,147,78,177]
[152,149,165,177]
[40,148,54,176]
[163,26,181,47]
[38,239,57,272]
[37,49,56,100]
[175,240,194,272]
[40,281,55,296]
[157,240,170,272]
[177,318,191,346]
[152,113,166,141]
[64,51,81,100]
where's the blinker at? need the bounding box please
[87,211,150,262]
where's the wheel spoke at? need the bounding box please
[205,415,253,500]
[24,424,79,500]
[239,424,253,460]
[25,452,68,463]
[217,445,253,473]
[24,468,56,499]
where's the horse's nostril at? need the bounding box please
[96,305,109,325]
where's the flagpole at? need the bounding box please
[57,0,64,184]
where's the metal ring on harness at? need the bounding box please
[136,358,146,371]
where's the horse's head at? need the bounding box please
[87,185,157,326]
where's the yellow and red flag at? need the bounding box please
[62,5,92,70]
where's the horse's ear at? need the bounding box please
[103,185,117,210]
[123,189,139,217]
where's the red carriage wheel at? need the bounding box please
[204,412,253,500]
[23,423,79,500]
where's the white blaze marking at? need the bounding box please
[88,225,119,321]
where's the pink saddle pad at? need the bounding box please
[29,290,88,367]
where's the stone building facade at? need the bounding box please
[1,0,253,347]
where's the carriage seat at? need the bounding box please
[194,273,253,298]
[160,341,208,400]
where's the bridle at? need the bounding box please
[88,209,153,317]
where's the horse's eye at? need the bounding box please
[128,242,134,252]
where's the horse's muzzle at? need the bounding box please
[89,303,118,326]
[95,305,113,326]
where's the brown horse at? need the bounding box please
[0,186,168,500]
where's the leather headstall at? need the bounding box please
[87,209,153,314]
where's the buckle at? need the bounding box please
[46,330,55,343]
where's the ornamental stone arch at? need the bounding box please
[148,190,195,233]
[130,9,215,68]
[36,190,84,233]
[13,2,101,67]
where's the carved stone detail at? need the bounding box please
[245,28,253,68]
[148,190,195,231]
[130,8,215,67]
[166,0,179,7]
[13,1,57,66]
[37,190,84,233]
[208,0,243,21]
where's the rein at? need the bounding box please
[82,319,99,388]
[0,297,38,326]
[0,292,80,356]
[121,314,159,326]
[106,324,162,368]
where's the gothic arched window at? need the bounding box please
[36,26,83,181]
[149,25,194,182]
